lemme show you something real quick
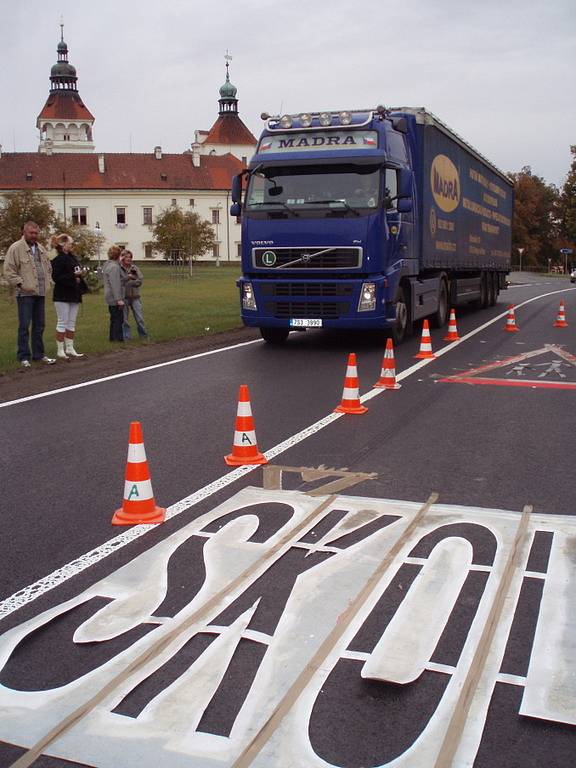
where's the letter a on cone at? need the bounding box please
[112,421,166,525]
[335,353,368,413]
[415,319,436,359]
[225,384,268,466]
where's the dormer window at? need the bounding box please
[160,173,168,181]
[26,172,33,181]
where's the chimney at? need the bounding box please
[191,143,201,168]
[98,154,106,173]
[154,145,162,160]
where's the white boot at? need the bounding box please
[57,340,69,360]
[65,338,84,357]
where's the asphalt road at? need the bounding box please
[0,275,574,767]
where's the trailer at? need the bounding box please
[230,106,513,343]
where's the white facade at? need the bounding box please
[42,188,241,262]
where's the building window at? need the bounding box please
[213,244,220,260]
[144,244,153,259]
[143,207,153,225]
[116,207,126,226]
[237,243,242,258]
[71,207,87,225]
[171,199,177,206]
[189,199,195,207]
[212,209,220,224]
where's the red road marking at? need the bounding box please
[441,377,576,390]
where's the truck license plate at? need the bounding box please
[290,318,322,327]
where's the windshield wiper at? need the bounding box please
[249,201,299,217]
[305,199,360,216]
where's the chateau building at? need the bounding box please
[0,29,257,261]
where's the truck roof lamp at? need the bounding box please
[279,115,293,129]
[300,113,313,127]
[319,112,332,126]
[339,111,352,125]
[260,112,271,121]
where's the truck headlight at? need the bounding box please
[279,114,293,129]
[300,113,313,127]
[319,112,332,126]
[242,282,257,310]
[358,282,376,311]
[339,111,352,125]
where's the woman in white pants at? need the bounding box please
[51,234,88,359]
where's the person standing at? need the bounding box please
[120,250,148,340]
[50,233,88,359]
[2,221,55,367]
[102,245,126,342]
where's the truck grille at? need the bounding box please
[253,247,361,269]
[261,283,354,298]
[266,301,349,319]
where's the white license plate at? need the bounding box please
[290,318,323,328]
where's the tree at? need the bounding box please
[557,145,576,246]
[509,167,559,267]
[148,207,215,267]
[0,190,57,255]
[52,219,105,263]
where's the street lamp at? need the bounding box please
[214,203,223,267]
[94,221,102,269]
[517,247,524,273]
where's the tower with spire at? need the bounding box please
[193,55,257,164]
[37,22,95,154]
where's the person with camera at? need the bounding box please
[50,233,88,360]
[120,250,147,340]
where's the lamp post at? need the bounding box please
[517,247,524,273]
[214,203,222,267]
[94,221,102,270]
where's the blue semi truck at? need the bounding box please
[230,106,513,344]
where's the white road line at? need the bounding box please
[0,286,573,621]
[0,339,262,409]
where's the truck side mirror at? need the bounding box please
[230,202,242,218]
[398,169,412,199]
[397,198,412,213]
[231,174,242,204]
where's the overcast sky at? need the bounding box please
[1,0,574,187]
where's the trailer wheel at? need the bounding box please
[390,285,411,345]
[430,279,449,328]
[260,328,289,345]
[474,274,488,309]
[488,272,497,306]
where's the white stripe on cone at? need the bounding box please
[236,402,253,417]
[127,443,147,463]
[342,387,360,399]
[123,478,154,501]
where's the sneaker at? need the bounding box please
[40,356,56,365]
[20,359,31,369]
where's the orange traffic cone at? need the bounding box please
[375,338,401,389]
[112,422,166,526]
[443,308,460,341]
[334,353,368,414]
[225,384,268,466]
[415,320,436,359]
[553,301,568,328]
[504,305,519,332]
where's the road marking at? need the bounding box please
[0,286,574,621]
[0,339,261,409]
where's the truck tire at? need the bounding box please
[390,285,411,345]
[473,273,488,309]
[430,279,449,328]
[488,272,497,306]
[260,327,290,345]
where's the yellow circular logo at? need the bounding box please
[430,154,460,213]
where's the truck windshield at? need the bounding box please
[246,164,381,214]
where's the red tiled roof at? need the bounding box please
[37,92,95,122]
[204,114,257,146]
[0,152,244,191]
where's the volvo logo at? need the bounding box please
[261,250,277,266]
[301,253,312,263]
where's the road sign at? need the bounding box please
[559,248,573,254]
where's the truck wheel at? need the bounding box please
[260,327,289,345]
[488,273,497,306]
[390,286,411,345]
[473,274,488,309]
[430,279,449,328]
